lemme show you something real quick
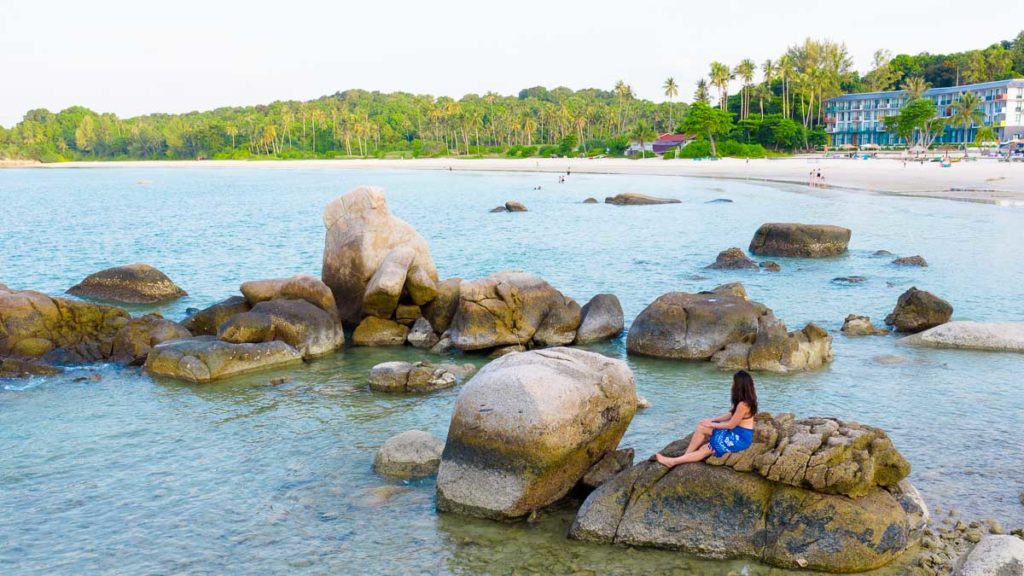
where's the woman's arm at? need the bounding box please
[708,403,749,429]
[700,412,734,427]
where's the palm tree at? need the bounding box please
[709,62,733,111]
[663,77,679,130]
[759,59,775,119]
[903,77,930,101]
[950,92,984,156]
[614,80,632,133]
[735,59,756,119]
[630,120,656,158]
[694,79,710,104]
[225,125,238,149]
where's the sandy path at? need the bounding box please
[12,156,1024,206]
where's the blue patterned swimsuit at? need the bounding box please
[709,426,754,457]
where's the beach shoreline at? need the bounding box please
[7,156,1024,206]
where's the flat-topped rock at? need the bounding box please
[571,454,923,573]
[436,348,636,520]
[67,263,187,304]
[749,223,851,257]
[604,193,681,205]
[144,336,302,383]
[700,412,910,497]
[373,430,444,479]
[899,321,1024,353]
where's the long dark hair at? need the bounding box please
[731,370,758,416]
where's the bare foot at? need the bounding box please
[654,453,672,468]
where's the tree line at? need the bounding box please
[2,32,1022,162]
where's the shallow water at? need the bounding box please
[1,166,1022,575]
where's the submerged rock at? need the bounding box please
[749,223,851,257]
[448,272,580,351]
[0,357,64,378]
[885,287,953,333]
[321,186,438,325]
[144,336,302,383]
[841,314,890,336]
[706,247,759,270]
[832,275,867,284]
[67,263,187,304]
[373,430,444,479]
[574,294,624,344]
[182,296,251,336]
[898,321,1024,353]
[582,197,598,204]
[0,286,129,363]
[604,193,681,205]
[570,413,919,573]
[436,348,636,520]
[892,255,928,267]
[759,261,781,272]
[368,360,475,393]
[110,314,192,365]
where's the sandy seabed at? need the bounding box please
[10,156,1024,206]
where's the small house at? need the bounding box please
[652,133,694,155]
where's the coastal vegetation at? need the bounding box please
[1,32,1022,162]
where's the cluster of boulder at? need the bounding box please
[570,413,926,572]
[0,285,189,377]
[626,283,833,373]
[146,273,345,382]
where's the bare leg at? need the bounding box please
[655,444,715,469]
[684,424,713,455]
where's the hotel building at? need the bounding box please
[825,79,1024,147]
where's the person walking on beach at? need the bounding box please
[653,371,758,468]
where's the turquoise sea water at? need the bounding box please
[1,166,1022,575]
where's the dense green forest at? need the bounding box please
[2,32,1022,162]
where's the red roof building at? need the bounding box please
[652,133,694,155]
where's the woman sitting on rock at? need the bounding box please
[655,370,758,468]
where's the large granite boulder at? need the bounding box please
[605,193,681,205]
[899,321,1024,353]
[110,314,192,365]
[436,348,636,520]
[748,223,851,257]
[447,272,581,351]
[628,285,833,372]
[574,294,624,344]
[144,336,302,383]
[570,414,919,573]
[67,263,187,304]
[626,285,765,360]
[955,535,1024,576]
[0,286,129,363]
[373,430,445,479]
[248,299,345,359]
[706,247,759,270]
[239,274,337,316]
[321,186,438,325]
[885,287,953,333]
[181,296,251,336]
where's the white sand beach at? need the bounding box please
[12,156,1024,206]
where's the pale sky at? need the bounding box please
[2,0,1020,127]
